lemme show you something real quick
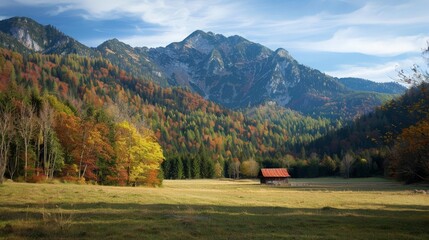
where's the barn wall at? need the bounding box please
[260,177,288,185]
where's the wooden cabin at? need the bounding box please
[259,168,291,185]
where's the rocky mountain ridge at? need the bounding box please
[0,16,402,118]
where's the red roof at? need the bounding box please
[260,168,290,178]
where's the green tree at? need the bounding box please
[191,156,200,179]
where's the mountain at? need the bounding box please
[339,77,406,94]
[0,17,395,119]
[0,48,335,171]
[0,17,97,56]
[145,30,393,118]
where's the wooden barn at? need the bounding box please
[259,168,291,185]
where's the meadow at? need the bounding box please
[0,178,428,239]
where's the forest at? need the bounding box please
[0,46,428,184]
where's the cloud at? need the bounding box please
[8,1,429,52]
[16,0,246,47]
[13,0,242,26]
[291,28,429,56]
[6,0,429,81]
[325,57,426,83]
[341,1,429,26]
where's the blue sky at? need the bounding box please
[1,0,428,83]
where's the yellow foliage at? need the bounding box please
[115,121,164,185]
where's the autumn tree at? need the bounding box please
[55,110,113,181]
[341,152,355,179]
[115,121,164,186]
[39,100,56,178]
[228,158,241,179]
[389,119,429,182]
[240,159,260,178]
[46,130,64,178]
[320,154,337,176]
[0,105,14,183]
[214,161,223,178]
[17,101,36,180]
[390,44,429,182]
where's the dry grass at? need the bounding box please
[0,178,428,239]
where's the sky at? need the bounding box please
[1,0,428,83]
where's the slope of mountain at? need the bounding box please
[147,30,393,118]
[0,48,337,167]
[339,77,406,94]
[97,39,169,86]
[0,31,33,54]
[0,17,396,119]
[306,82,429,155]
[0,17,97,56]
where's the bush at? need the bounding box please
[27,174,48,183]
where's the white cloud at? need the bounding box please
[8,0,429,53]
[34,0,245,47]
[292,28,429,56]
[325,57,426,83]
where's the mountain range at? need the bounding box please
[0,16,406,119]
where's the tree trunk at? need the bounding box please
[43,128,48,177]
[24,140,28,180]
[0,112,13,183]
[35,129,42,176]
[78,126,88,179]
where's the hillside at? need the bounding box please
[301,82,429,181]
[0,17,398,119]
[97,39,168,86]
[339,77,406,94]
[1,16,423,182]
[306,83,429,155]
[0,48,338,180]
[145,30,392,118]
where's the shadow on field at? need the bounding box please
[1,202,429,239]
[285,180,428,192]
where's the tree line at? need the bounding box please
[1,45,427,184]
[0,47,343,182]
[0,74,164,186]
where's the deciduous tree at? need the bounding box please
[0,106,14,183]
[341,152,355,179]
[17,101,36,180]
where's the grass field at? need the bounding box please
[0,178,428,239]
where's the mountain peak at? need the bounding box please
[227,34,248,44]
[275,48,288,56]
[187,30,208,38]
[274,48,293,59]
[0,16,46,51]
[0,17,396,119]
[2,16,38,24]
[182,30,217,54]
[99,38,128,47]
[0,16,96,56]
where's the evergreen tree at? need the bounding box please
[191,155,200,179]
[176,156,184,179]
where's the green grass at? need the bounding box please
[0,178,428,239]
